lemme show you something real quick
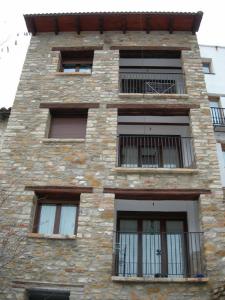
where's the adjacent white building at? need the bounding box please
[200,45,225,185]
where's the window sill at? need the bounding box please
[113,167,198,174]
[119,93,189,99]
[111,276,208,283]
[27,233,77,240]
[54,72,92,76]
[42,138,85,143]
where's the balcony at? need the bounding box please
[119,71,185,94]
[117,135,195,169]
[113,231,205,278]
[211,107,225,128]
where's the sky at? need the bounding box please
[0,0,225,108]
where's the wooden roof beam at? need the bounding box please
[145,15,151,34]
[99,16,104,34]
[122,16,127,34]
[53,17,59,35]
[28,17,37,36]
[76,16,80,34]
[192,12,203,35]
[169,16,174,34]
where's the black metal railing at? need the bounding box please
[119,72,185,94]
[210,107,225,126]
[113,231,205,278]
[117,135,195,169]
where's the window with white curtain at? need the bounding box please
[35,200,78,235]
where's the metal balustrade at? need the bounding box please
[119,72,185,94]
[210,107,225,126]
[117,135,195,169]
[113,231,205,278]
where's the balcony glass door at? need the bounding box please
[117,214,187,277]
[166,221,185,277]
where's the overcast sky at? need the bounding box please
[1,0,225,108]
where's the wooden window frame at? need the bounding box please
[33,197,80,235]
[116,211,188,277]
[59,50,94,73]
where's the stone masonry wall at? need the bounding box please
[0,31,224,299]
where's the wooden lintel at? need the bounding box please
[99,16,104,34]
[145,16,151,34]
[76,16,80,34]
[53,17,59,35]
[25,186,93,194]
[104,188,211,201]
[192,12,203,35]
[106,103,199,116]
[110,45,191,51]
[169,16,174,34]
[122,16,127,34]
[40,103,100,109]
[52,46,103,51]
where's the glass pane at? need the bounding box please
[163,147,180,168]
[141,147,159,168]
[63,68,76,72]
[59,205,77,235]
[79,65,92,73]
[142,220,161,276]
[121,146,138,167]
[119,220,138,276]
[202,63,210,73]
[38,205,56,234]
[166,221,185,277]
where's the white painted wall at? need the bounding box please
[115,200,200,232]
[200,45,225,106]
[215,143,225,186]
[200,45,225,186]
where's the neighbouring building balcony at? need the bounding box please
[211,107,225,127]
[119,71,186,94]
[117,135,195,169]
[113,231,205,278]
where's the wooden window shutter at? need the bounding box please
[49,113,87,138]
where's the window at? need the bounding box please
[34,193,79,235]
[28,289,70,300]
[202,60,212,74]
[115,212,192,278]
[49,109,87,139]
[59,50,94,73]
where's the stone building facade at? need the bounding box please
[0,11,225,300]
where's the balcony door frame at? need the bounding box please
[116,211,189,277]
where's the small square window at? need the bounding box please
[202,61,212,74]
[59,50,94,74]
[33,193,79,235]
[49,109,87,139]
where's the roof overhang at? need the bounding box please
[24,11,203,35]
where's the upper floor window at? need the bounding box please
[59,50,94,74]
[202,59,213,74]
[49,109,87,139]
[33,193,79,236]
[119,50,185,94]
